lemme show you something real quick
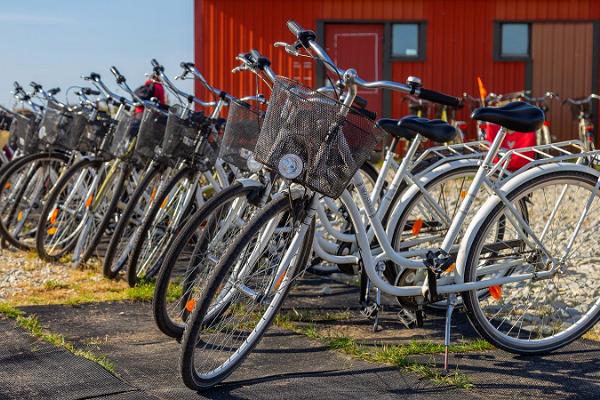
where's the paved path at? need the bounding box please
[1,274,598,399]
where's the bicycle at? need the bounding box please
[179,21,600,389]
[564,94,599,151]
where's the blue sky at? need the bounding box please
[0,0,193,106]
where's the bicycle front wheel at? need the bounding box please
[153,181,262,339]
[36,158,103,261]
[0,152,68,250]
[179,191,314,390]
[463,169,600,354]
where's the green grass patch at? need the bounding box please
[43,280,71,290]
[274,309,492,390]
[0,302,23,319]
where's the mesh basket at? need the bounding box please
[134,107,167,160]
[195,119,222,166]
[9,113,39,154]
[78,112,114,154]
[220,99,264,171]
[161,106,204,161]
[38,101,81,149]
[255,77,383,199]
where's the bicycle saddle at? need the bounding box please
[471,101,544,132]
[376,118,416,140]
[398,116,457,143]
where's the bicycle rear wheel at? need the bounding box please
[179,191,314,390]
[463,170,600,354]
[153,181,262,339]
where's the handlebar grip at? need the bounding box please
[250,49,262,60]
[90,72,100,81]
[30,81,42,90]
[287,20,303,37]
[180,61,194,69]
[48,88,61,95]
[83,88,101,96]
[110,66,126,83]
[353,95,368,109]
[151,58,164,72]
[13,81,22,90]
[110,66,121,77]
[286,20,316,46]
[418,88,462,108]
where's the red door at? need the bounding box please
[325,24,384,117]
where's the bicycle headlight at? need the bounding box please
[278,154,303,179]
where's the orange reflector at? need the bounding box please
[185,299,196,312]
[85,194,94,208]
[149,186,157,202]
[160,197,168,209]
[49,208,59,224]
[17,211,23,222]
[412,218,424,236]
[489,285,502,300]
[445,263,456,273]
[4,182,11,190]
[274,271,286,290]
[460,190,467,200]
[47,227,57,235]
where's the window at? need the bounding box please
[499,23,530,59]
[391,23,424,59]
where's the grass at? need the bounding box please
[583,330,600,342]
[0,302,116,374]
[274,309,494,389]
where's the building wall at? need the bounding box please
[194,0,600,137]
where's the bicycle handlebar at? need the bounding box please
[284,20,461,108]
[563,94,600,105]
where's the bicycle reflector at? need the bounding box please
[489,285,503,300]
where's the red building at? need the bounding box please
[194,0,600,140]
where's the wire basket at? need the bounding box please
[38,101,82,149]
[134,107,168,160]
[255,77,383,199]
[195,119,223,167]
[78,112,114,154]
[9,113,39,154]
[220,99,264,171]
[161,106,204,162]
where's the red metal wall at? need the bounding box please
[195,0,600,133]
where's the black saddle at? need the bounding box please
[471,101,545,132]
[398,116,457,143]
[376,118,416,141]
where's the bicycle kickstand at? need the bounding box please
[443,293,458,374]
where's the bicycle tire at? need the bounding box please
[78,162,133,264]
[102,163,164,278]
[180,190,315,390]
[127,166,197,286]
[36,158,103,261]
[153,181,263,339]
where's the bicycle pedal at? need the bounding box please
[361,303,380,319]
[397,308,418,329]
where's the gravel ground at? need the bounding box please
[0,249,71,300]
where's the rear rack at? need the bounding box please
[489,140,599,181]
[412,140,490,175]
